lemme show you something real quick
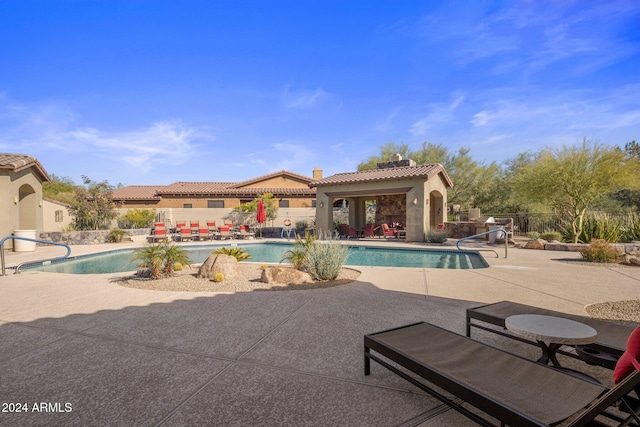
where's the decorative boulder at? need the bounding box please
[524,239,546,250]
[197,254,239,280]
[261,266,313,285]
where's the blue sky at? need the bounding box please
[1,1,638,186]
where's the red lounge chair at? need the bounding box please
[198,227,211,241]
[218,226,233,240]
[235,225,255,239]
[179,228,192,242]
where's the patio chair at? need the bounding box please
[466,300,638,369]
[338,224,357,239]
[217,226,233,240]
[365,321,640,427]
[178,227,192,242]
[381,223,398,238]
[175,221,186,230]
[235,225,255,239]
[148,226,168,242]
[197,227,211,241]
[363,223,379,238]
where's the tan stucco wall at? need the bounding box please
[128,196,315,209]
[0,169,46,247]
[43,200,73,232]
[314,175,448,242]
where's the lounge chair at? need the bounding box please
[235,225,255,239]
[365,321,640,427]
[178,227,192,242]
[466,301,638,369]
[217,226,233,240]
[197,227,211,241]
[148,226,168,243]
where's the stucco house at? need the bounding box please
[0,153,51,247]
[309,155,453,242]
[111,169,322,227]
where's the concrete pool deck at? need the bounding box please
[1,238,639,426]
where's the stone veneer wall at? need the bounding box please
[375,195,406,226]
[39,229,150,245]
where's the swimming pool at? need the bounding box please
[25,242,488,274]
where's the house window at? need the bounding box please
[311,200,316,208]
[55,210,64,222]
[208,200,225,208]
[183,204,193,209]
[279,200,290,208]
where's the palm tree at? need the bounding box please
[161,242,192,277]
[130,244,165,279]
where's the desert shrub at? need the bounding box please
[213,273,225,282]
[213,247,252,261]
[579,239,623,263]
[118,208,156,229]
[305,234,350,281]
[621,213,640,242]
[526,231,541,240]
[426,229,448,243]
[107,228,128,242]
[578,213,623,243]
[129,241,191,279]
[540,231,562,242]
[174,263,183,271]
[281,232,316,270]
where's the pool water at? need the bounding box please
[26,242,488,274]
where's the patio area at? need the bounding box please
[1,239,639,426]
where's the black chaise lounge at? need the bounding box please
[365,322,640,427]
[466,301,639,369]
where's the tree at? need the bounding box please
[609,140,640,210]
[358,142,501,213]
[513,139,640,243]
[233,193,279,223]
[67,176,121,230]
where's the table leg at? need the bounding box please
[536,341,562,366]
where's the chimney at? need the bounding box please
[377,153,416,169]
[313,166,323,180]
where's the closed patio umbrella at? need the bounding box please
[256,199,266,237]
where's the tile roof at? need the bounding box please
[158,182,315,196]
[309,164,453,188]
[230,170,313,188]
[111,185,164,201]
[0,153,50,182]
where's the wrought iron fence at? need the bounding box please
[455,212,639,237]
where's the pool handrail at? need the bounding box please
[456,228,508,258]
[0,235,72,276]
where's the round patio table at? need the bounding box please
[505,314,597,367]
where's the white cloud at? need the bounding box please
[281,86,330,109]
[0,99,213,173]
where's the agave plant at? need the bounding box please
[212,246,252,262]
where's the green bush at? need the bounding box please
[540,231,562,242]
[305,236,350,281]
[213,247,252,261]
[118,208,156,229]
[107,228,128,242]
[526,231,541,240]
[426,229,448,243]
[579,239,623,263]
[578,213,623,243]
[213,273,225,282]
[621,213,640,242]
